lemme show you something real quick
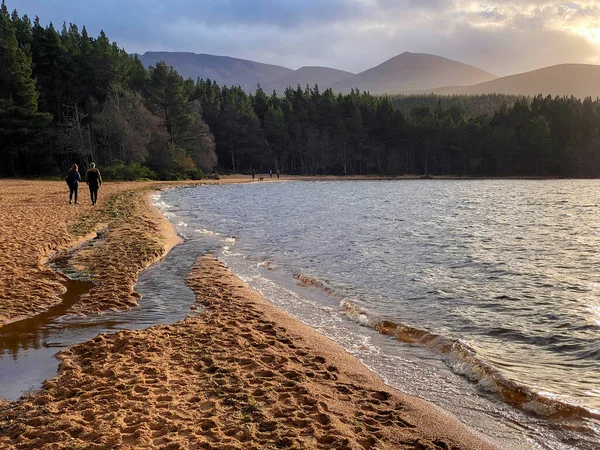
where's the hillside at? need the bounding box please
[262,66,355,94]
[136,52,600,99]
[138,52,292,89]
[331,52,497,94]
[428,64,600,99]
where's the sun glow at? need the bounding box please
[581,27,600,44]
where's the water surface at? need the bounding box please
[0,242,199,399]
[158,180,600,449]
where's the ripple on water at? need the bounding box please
[158,179,600,448]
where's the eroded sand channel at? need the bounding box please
[0,240,199,400]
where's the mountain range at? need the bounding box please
[137,51,600,99]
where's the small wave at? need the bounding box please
[258,261,275,271]
[195,228,221,237]
[339,299,371,327]
[293,273,341,299]
[339,300,600,421]
[153,200,172,210]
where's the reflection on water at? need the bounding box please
[0,242,200,400]
[0,278,93,360]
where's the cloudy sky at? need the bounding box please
[11,0,600,76]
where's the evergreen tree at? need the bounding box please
[0,2,51,175]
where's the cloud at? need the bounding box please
[9,0,600,76]
[14,0,366,29]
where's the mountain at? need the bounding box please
[137,51,292,89]
[136,51,598,99]
[331,52,497,94]
[261,66,355,94]
[425,64,600,99]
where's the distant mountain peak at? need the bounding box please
[137,50,599,97]
[332,52,497,94]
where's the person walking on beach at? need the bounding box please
[252,168,255,180]
[269,169,273,178]
[65,164,81,204]
[85,162,102,206]
[276,169,280,179]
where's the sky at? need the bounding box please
[10,0,600,76]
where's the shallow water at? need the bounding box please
[158,180,600,449]
[0,242,200,400]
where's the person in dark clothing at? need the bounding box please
[85,162,102,205]
[66,164,81,204]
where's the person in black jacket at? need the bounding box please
[85,162,102,205]
[65,164,81,204]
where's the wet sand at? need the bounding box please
[0,179,497,449]
[0,180,155,325]
[0,177,248,325]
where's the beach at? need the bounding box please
[0,179,496,449]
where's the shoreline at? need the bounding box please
[0,180,175,325]
[0,177,249,326]
[0,179,497,449]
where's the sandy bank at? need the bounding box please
[0,177,250,325]
[0,256,496,449]
[0,180,153,325]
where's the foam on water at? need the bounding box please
[195,228,221,236]
[337,295,600,421]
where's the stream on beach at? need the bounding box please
[1,179,599,450]
[0,241,200,400]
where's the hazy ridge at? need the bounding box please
[138,51,600,98]
[263,66,355,94]
[331,52,497,94]
[138,51,293,90]
[425,64,600,99]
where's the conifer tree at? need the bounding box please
[0,1,51,175]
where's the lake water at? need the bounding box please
[157,179,600,450]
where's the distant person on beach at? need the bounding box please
[65,164,81,204]
[252,168,255,180]
[269,169,273,178]
[276,169,280,179]
[85,162,102,206]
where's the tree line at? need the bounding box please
[2,1,600,179]
[0,1,216,179]
[197,82,600,177]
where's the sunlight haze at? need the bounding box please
[13,0,600,76]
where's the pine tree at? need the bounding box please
[0,2,51,175]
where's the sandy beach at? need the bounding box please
[0,179,496,449]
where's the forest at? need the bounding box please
[2,1,600,179]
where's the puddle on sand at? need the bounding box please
[0,241,200,400]
[0,277,93,399]
[0,278,94,359]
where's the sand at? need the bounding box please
[0,180,153,325]
[0,179,497,449]
[0,177,248,325]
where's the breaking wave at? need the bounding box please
[292,273,598,419]
[339,298,600,421]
